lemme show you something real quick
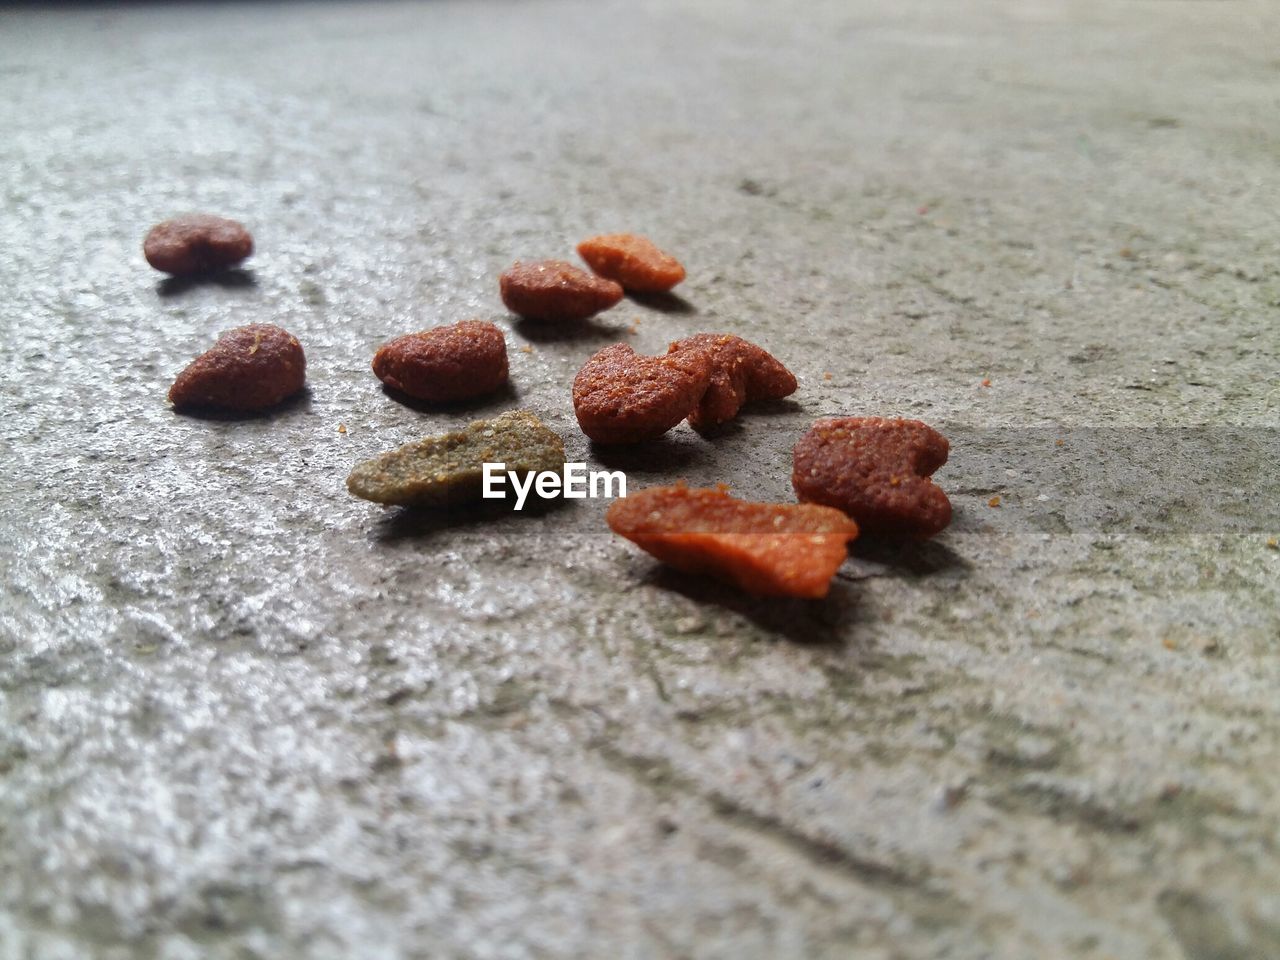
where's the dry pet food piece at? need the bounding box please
[346,409,564,507]
[577,233,686,293]
[169,324,305,412]
[606,484,858,598]
[499,260,624,322]
[143,214,254,275]
[792,416,951,538]
[573,343,712,444]
[668,333,797,430]
[372,320,508,403]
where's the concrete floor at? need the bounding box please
[2,1,1278,957]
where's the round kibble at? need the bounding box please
[169,324,305,412]
[372,320,508,403]
[499,260,624,322]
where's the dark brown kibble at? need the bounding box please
[143,214,254,275]
[168,324,305,412]
[372,320,508,403]
[668,333,797,430]
[499,260,624,322]
[791,417,951,538]
[572,343,712,444]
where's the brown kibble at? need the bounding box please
[338,424,348,434]
[143,214,253,275]
[577,233,686,293]
[606,484,858,598]
[169,324,305,412]
[667,333,797,431]
[823,372,833,381]
[981,378,992,388]
[372,320,508,403]
[499,260,623,321]
[988,495,1001,507]
[792,417,952,539]
[573,343,712,444]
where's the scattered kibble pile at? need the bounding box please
[151,214,954,597]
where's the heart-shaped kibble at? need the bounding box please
[499,260,624,322]
[372,320,508,403]
[168,324,306,412]
[143,213,253,276]
[668,333,797,431]
[791,416,951,539]
[606,484,859,598]
[572,343,712,444]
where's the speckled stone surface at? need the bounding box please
[1,2,1278,958]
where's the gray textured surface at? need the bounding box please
[2,1,1279,958]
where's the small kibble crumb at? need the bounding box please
[337,424,347,434]
[1162,637,1177,651]
[169,324,305,412]
[606,484,858,598]
[982,378,992,388]
[143,213,253,276]
[1055,438,1065,447]
[823,372,833,381]
[346,410,564,507]
[1266,537,1278,550]
[988,496,1002,507]
[519,345,534,354]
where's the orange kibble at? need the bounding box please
[981,378,992,388]
[988,496,1001,508]
[577,233,686,293]
[606,485,858,598]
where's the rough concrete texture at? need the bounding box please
[1,1,1278,957]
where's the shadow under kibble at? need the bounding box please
[156,267,258,298]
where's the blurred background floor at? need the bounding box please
[1,1,1278,957]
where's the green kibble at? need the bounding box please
[346,410,565,507]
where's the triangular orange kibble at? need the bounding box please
[606,485,858,598]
